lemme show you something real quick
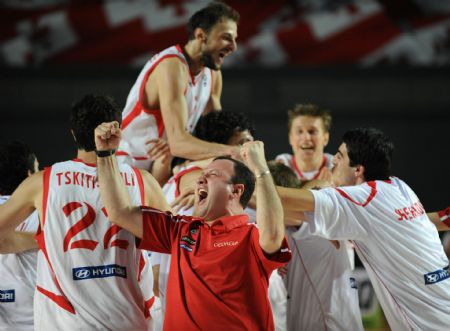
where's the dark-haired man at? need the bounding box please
[95,121,291,330]
[0,95,169,330]
[278,127,450,330]
[149,110,255,326]
[118,2,242,172]
[0,141,39,330]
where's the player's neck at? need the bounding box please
[183,42,203,75]
[76,150,97,165]
[294,153,324,172]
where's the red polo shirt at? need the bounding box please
[138,207,291,330]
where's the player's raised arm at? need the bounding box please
[95,121,144,238]
[240,141,285,254]
[155,58,239,160]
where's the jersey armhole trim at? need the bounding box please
[335,181,377,207]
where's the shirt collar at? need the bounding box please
[207,214,249,233]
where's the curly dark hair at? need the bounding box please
[187,1,240,40]
[342,128,394,181]
[70,94,122,152]
[194,111,255,144]
[0,141,37,195]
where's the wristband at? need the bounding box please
[96,149,115,158]
[438,207,450,227]
[255,169,271,179]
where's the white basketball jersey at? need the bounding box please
[118,45,213,170]
[34,160,153,330]
[0,196,38,331]
[307,177,450,330]
[285,225,363,331]
[275,153,333,181]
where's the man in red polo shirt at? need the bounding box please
[95,121,291,330]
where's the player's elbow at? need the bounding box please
[259,229,285,254]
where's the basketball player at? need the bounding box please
[95,122,291,330]
[0,141,39,331]
[118,2,241,177]
[0,95,169,330]
[274,104,362,330]
[278,127,450,330]
[276,104,333,181]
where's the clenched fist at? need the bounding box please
[94,121,121,151]
[239,141,269,176]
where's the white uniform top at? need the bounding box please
[34,160,153,331]
[285,225,363,331]
[118,45,214,170]
[275,153,333,181]
[306,177,450,330]
[0,196,38,331]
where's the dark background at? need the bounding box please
[1,65,449,211]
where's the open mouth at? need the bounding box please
[300,146,315,151]
[198,189,208,204]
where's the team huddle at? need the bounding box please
[1,2,450,331]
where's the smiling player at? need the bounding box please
[118,2,242,173]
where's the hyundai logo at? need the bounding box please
[75,269,91,279]
[427,274,439,283]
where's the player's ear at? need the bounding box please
[323,131,330,146]
[232,184,244,199]
[354,164,365,180]
[194,27,207,42]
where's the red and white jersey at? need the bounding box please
[0,196,38,331]
[275,153,333,181]
[118,45,214,170]
[34,159,153,330]
[307,177,450,330]
[285,225,363,331]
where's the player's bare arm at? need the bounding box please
[0,231,37,254]
[0,172,42,237]
[95,122,144,238]
[277,186,315,221]
[241,141,285,254]
[156,59,239,160]
[427,207,450,231]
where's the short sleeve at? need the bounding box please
[137,207,179,253]
[251,228,291,274]
[306,188,368,240]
